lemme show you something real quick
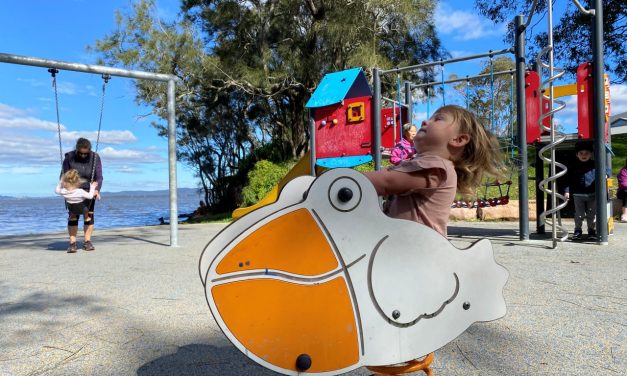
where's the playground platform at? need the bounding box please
[0,220,624,375]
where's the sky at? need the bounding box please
[0,0,625,197]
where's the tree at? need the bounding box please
[451,57,516,141]
[92,0,447,211]
[475,0,626,83]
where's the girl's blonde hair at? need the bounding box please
[61,169,84,188]
[435,105,504,195]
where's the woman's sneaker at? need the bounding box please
[83,241,95,251]
[620,215,627,223]
[67,242,78,253]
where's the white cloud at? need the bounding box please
[99,146,164,163]
[116,165,137,173]
[412,111,428,123]
[0,115,64,131]
[450,50,475,58]
[0,166,45,175]
[610,84,627,115]
[61,130,138,145]
[0,134,63,165]
[435,3,506,41]
[0,103,28,117]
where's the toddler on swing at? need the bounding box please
[55,169,98,223]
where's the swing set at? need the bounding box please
[49,68,110,183]
[0,52,181,246]
[391,54,519,210]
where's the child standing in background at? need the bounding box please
[616,157,627,223]
[55,169,98,223]
[564,141,602,240]
[365,105,503,237]
[390,123,417,165]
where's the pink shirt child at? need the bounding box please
[618,167,627,191]
[390,138,417,165]
[383,154,457,237]
[55,182,96,204]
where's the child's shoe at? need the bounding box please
[587,230,597,241]
[571,229,583,241]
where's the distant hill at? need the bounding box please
[0,188,200,200]
[105,188,200,197]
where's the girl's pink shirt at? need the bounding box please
[390,138,417,165]
[618,167,627,190]
[384,154,457,237]
[55,182,95,204]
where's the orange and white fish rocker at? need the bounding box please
[199,168,509,375]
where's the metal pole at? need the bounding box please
[404,81,412,125]
[592,0,608,244]
[309,109,316,176]
[0,52,175,82]
[410,69,516,89]
[167,79,178,247]
[515,15,529,240]
[373,68,382,171]
[547,1,558,247]
[536,149,545,234]
[380,48,512,75]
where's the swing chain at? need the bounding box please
[49,68,63,172]
[90,74,110,182]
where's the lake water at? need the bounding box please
[0,189,203,236]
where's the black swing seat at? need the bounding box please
[66,200,91,217]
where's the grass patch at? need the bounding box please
[185,212,232,224]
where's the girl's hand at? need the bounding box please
[94,191,101,200]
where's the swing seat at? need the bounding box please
[66,201,90,217]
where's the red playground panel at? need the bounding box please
[576,62,609,142]
[380,106,409,149]
[314,96,373,159]
[525,70,550,144]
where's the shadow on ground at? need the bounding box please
[0,283,107,320]
[136,344,276,376]
[448,225,519,240]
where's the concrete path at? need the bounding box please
[1,221,624,375]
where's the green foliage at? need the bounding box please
[451,57,516,138]
[92,0,447,211]
[610,134,627,175]
[241,160,291,206]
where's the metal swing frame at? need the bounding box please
[0,52,182,247]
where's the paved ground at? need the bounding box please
[0,220,625,375]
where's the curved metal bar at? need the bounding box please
[571,0,595,16]
[535,0,569,247]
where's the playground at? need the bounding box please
[1,1,624,375]
[0,221,624,375]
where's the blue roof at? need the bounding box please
[305,68,372,108]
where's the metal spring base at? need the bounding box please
[366,353,434,376]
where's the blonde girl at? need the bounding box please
[365,105,503,237]
[55,169,98,225]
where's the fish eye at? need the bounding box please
[327,177,362,212]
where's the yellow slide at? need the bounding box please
[232,152,319,219]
